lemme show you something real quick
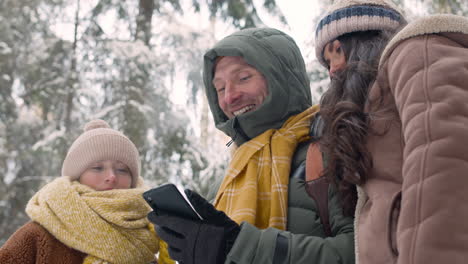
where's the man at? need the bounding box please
[149,28,355,264]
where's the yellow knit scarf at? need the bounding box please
[26,177,159,264]
[214,105,319,230]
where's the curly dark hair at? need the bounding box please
[318,28,404,216]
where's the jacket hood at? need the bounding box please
[203,28,312,146]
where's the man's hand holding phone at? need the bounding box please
[145,185,240,264]
[143,183,203,221]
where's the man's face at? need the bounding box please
[212,56,268,119]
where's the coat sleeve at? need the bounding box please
[0,222,42,264]
[0,221,86,264]
[385,34,468,263]
[225,185,354,264]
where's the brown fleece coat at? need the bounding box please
[356,14,468,264]
[0,221,85,264]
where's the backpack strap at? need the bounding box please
[305,176,332,236]
[304,114,333,237]
[306,113,325,182]
[305,143,324,182]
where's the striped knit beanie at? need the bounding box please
[61,119,140,187]
[315,0,404,67]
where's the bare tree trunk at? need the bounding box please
[135,0,155,45]
[121,0,155,169]
[200,16,217,147]
[65,0,80,132]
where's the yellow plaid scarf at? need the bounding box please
[214,106,319,230]
[26,177,159,264]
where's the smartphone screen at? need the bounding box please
[143,183,203,221]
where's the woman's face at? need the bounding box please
[79,160,132,191]
[324,40,347,78]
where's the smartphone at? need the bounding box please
[143,183,203,221]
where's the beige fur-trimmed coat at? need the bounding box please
[356,14,468,264]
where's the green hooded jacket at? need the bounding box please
[203,28,354,264]
[203,27,311,146]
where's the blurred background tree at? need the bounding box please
[0,0,286,244]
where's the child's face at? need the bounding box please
[79,160,132,191]
[324,40,347,78]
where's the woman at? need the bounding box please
[0,119,173,264]
[315,0,468,263]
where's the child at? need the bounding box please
[0,119,173,264]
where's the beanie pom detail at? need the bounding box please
[84,119,111,131]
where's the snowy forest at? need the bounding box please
[1,0,466,245]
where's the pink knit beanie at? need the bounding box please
[315,0,405,67]
[61,119,140,188]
